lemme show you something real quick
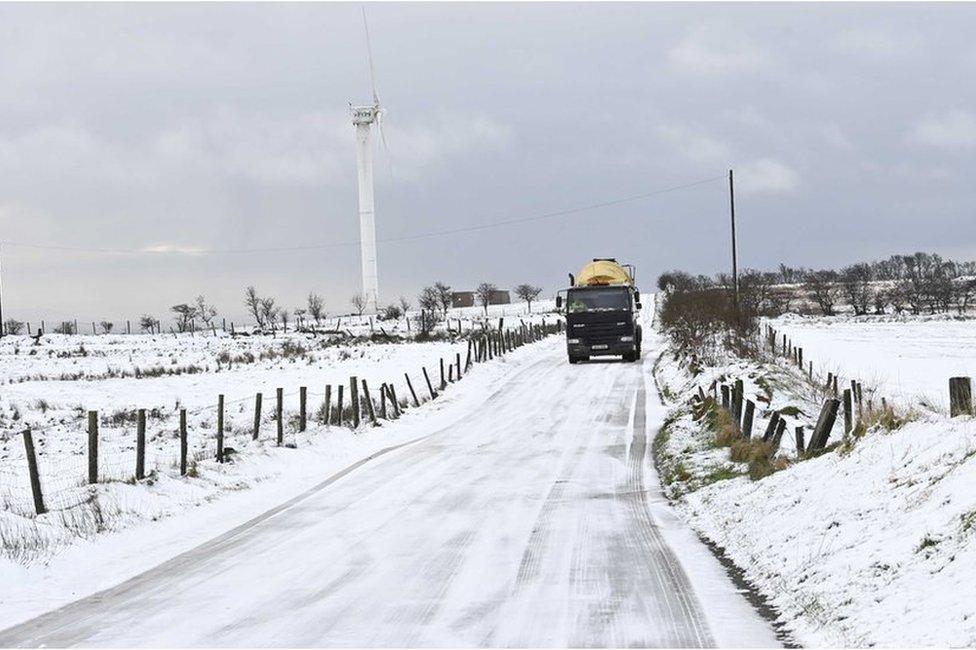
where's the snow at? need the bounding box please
[0,295,782,647]
[770,313,976,408]
[655,315,976,647]
[0,304,562,563]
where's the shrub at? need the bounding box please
[3,319,24,335]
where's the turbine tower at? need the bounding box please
[351,103,380,314]
[351,8,384,315]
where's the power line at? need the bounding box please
[0,174,724,256]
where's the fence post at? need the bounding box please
[949,377,973,417]
[720,384,730,410]
[770,418,788,453]
[742,400,755,439]
[136,408,146,479]
[22,429,46,515]
[439,358,446,389]
[795,426,805,457]
[350,377,360,428]
[810,398,841,452]
[179,409,188,476]
[732,379,744,427]
[324,385,332,424]
[380,383,388,419]
[216,394,225,462]
[465,340,473,370]
[88,411,98,484]
[405,373,420,406]
[336,385,344,426]
[253,393,262,440]
[456,352,463,379]
[843,389,853,437]
[299,387,307,432]
[362,379,377,426]
[423,367,437,400]
[388,384,401,416]
[762,412,780,442]
[276,387,284,445]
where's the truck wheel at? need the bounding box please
[623,351,636,362]
[568,356,578,364]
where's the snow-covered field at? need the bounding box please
[0,302,561,563]
[655,327,976,647]
[770,313,976,408]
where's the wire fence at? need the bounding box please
[0,320,565,523]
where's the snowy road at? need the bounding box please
[0,323,778,647]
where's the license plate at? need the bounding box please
[592,344,609,350]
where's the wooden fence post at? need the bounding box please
[253,393,262,440]
[720,385,730,410]
[949,377,973,417]
[216,394,225,462]
[405,373,420,406]
[136,408,146,479]
[423,367,437,399]
[439,358,446,389]
[336,385,344,426]
[770,418,788,453]
[456,352,463,379]
[742,400,755,439]
[362,379,377,426]
[380,383,388,419]
[810,398,841,452]
[795,426,805,457]
[843,389,853,436]
[179,409,188,476]
[276,387,284,445]
[299,387,307,432]
[324,385,332,425]
[763,412,781,442]
[732,379,744,427]
[22,429,46,515]
[387,384,401,416]
[88,410,98,484]
[350,377,360,428]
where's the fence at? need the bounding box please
[1,319,564,520]
[695,322,976,462]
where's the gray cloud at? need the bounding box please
[1,3,975,323]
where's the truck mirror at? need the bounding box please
[555,295,563,310]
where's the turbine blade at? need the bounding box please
[362,7,380,106]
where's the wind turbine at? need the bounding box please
[351,7,387,315]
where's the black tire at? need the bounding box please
[623,351,636,362]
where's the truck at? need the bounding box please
[555,258,643,364]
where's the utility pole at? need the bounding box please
[729,169,739,313]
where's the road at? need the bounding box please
[0,318,778,647]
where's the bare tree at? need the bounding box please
[245,286,264,327]
[839,264,873,316]
[398,295,411,315]
[279,309,290,332]
[139,314,159,333]
[476,282,497,315]
[803,271,841,316]
[99,320,114,334]
[170,304,197,333]
[432,282,453,319]
[293,308,307,329]
[351,292,367,316]
[514,284,543,313]
[307,292,325,324]
[194,295,218,327]
[380,304,402,320]
[259,297,278,330]
[3,319,24,335]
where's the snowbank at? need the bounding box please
[654,333,976,646]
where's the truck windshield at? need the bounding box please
[567,288,630,313]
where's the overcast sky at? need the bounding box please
[2,2,975,322]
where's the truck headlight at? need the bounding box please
[620,336,634,342]
[567,338,581,344]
